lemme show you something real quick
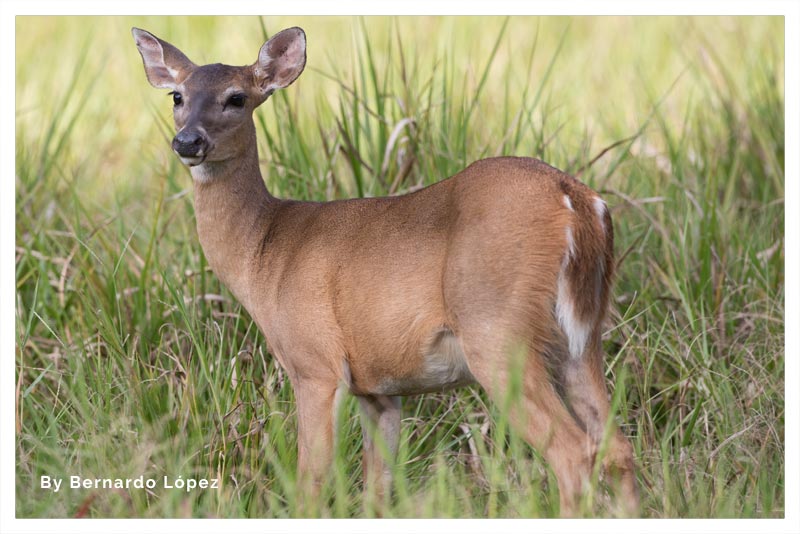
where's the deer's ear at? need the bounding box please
[253,27,306,96]
[132,28,196,89]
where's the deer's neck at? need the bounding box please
[190,137,274,307]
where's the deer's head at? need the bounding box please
[132,27,306,167]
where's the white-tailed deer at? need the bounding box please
[133,26,638,516]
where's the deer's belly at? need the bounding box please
[364,328,476,396]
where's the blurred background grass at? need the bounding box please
[15,16,784,518]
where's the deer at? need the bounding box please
[132,25,639,517]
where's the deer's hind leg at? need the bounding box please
[561,334,639,516]
[456,324,595,517]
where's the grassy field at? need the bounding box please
[15,16,784,518]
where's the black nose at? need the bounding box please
[172,129,208,157]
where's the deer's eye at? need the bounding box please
[226,93,246,109]
[170,91,183,106]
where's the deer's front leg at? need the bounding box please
[293,377,343,508]
[358,395,401,507]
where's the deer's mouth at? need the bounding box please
[178,155,207,167]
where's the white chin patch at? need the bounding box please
[190,164,214,184]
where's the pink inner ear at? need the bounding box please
[150,65,172,81]
[136,35,165,68]
[141,47,163,65]
[266,29,304,62]
[136,33,159,53]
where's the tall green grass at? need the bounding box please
[15,16,783,518]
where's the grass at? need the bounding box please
[15,15,784,518]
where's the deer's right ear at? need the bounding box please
[132,28,196,89]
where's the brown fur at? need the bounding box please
[133,26,639,516]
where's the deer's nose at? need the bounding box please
[172,129,209,158]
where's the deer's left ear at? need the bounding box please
[253,27,307,96]
[132,27,196,89]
